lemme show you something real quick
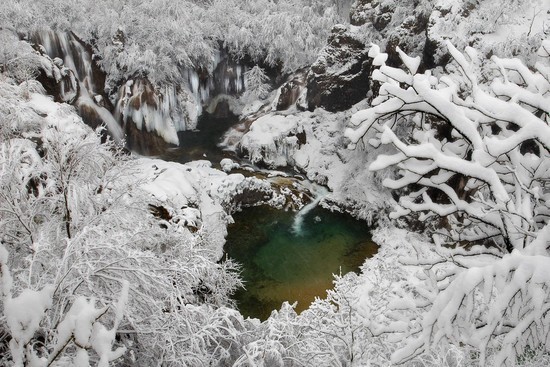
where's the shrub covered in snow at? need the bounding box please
[0,0,341,87]
[0,79,245,365]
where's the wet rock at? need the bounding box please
[78,103,105,131]
[306,25,371,112]
[275,72,307,111]
[231,186,273,208]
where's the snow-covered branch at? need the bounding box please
[346,40,550,365]
[347,40,550,253]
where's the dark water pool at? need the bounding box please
[160,111,239,166]
[225,205,377,320]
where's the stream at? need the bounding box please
[161,112,377,320]
[31,29,378,321]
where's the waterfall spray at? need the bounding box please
[291,183,329,235]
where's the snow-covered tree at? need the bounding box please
[346,40,550,365]
[241,65,271,103]
[347,41,550,253]
[0,76,243,365]
[0,0,340,88]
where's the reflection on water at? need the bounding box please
[225,205,377,320]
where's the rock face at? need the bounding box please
[306,25,371,112]
[275,72,307,111]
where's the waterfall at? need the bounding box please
[34,31,98,95]
[79,85,124,142]
[32,31,124,142]
[291,183,329,235]
[31,31,248,149]
[185,52,246,110]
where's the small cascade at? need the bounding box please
[291,183,329,235]
[186,53,246,112]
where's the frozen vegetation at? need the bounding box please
[2,0,550,366]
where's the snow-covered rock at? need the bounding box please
[220,158,240,172]
[240,113,305,167]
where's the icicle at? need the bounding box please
[236,65,243,93]
[189,70,199,95]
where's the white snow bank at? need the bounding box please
[135,158,259,256]
[240,114,303,167]
[5,286,54,346]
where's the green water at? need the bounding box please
[225,205,377,320]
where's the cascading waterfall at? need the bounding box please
[31,31,248,149]
[292,183,329,235]
[186,52,246,117]
[34,30,97,93]
[32,31,124,142]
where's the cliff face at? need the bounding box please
[305,25,371,112]
[304,0,549,112]
[350,0,431,65]
[305,1,431,112]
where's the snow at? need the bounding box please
[396,46,421,74]
[240,113,304,167]
[5,286,54,347]
[134,157,281,256]
[55,297,106,351]
[232,103,391,221]
[24,93,92,140]
[3,5,550,365]
[91,280,129,367]
[220,158,240,172]
[52,281,129,367]
[0,245,12,298]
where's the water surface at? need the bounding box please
[225,205,377,320]
[161,111,239,166]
